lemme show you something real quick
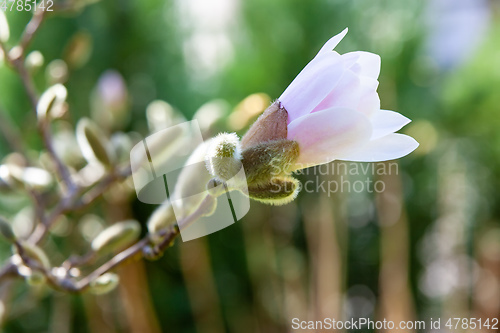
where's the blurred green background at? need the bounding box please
[1,0,500,332]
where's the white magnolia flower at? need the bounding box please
[279,28,418,168]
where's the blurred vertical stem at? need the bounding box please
[179,239,225,333]
[375,162,416,332]
[274,204,308,328]
[302,171,344,322]
[48,294,71,333]
[82,293,117,333]
[241,206,282,332]
[104,194,161,333]
[436,146,471,318]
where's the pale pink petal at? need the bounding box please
[356,77,379,116]
[370,110,411,140]
[287,107,372,168]
[357,90,380,117]
[311,69,361,112]
[279,52,344,123]
[317,28,349,56]
[336,133,419,162]
[342,51,381,79]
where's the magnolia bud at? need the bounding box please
[170,140,215,219]
[147,200,176,243]
[89,273,119,295]
[64,31,92,69]
[46,59,69,85]
[37,84,68,122]
[242,139,299,186]
[110,132,133,163]
[205,132,242,181]
[91,220,141,254]
[0,11,9,43]
[8,46,22,62]
[26,270,47,286]
[15,167,53,191]
[0,164,23,190]
[0,216,16,243]
[25,51,44,73]
[0,176,9,192]
[76,118,115,167]
[90,70,129,131]
[238,101,303,205]
[0,164,52,191]
[13,242,51,270]
[146,100,185,133]
[241,101,288,149]
[11,207,34,239]
[193,99,229,135]
[248,176,300,206]
[52,123,85,167]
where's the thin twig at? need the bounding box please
[1,192,216,292]
[27,184,78,244]
[3,10,75,194]
[73,195,216,291]
[73,164,133,211]
[11,60,38,111]
[75,237,150,291]
[19,10,48,53]
[27,164,131,244]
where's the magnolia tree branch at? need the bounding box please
[0,6,222,298]
[0,189,220,293]
[2,12,74,194]
[71,194,219,292]
[0,9,125,289]
[27,164,132,245]
[19,10,48,52]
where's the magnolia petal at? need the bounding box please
[317,28,349,56]
[287,107,372,168]
[337,133,419,162]
[355,76,379,116]
[280,52,345,123]
[312,69,361,112]
[342,51,381,79]
[370,110,411,140]
[358,89,380,117]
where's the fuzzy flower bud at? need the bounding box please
[238,102,300,205]
[147,201,176,244]
[205,132,242,182]
[76,117,115,167]
[91,220,141,255]
[248,176,300,206]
